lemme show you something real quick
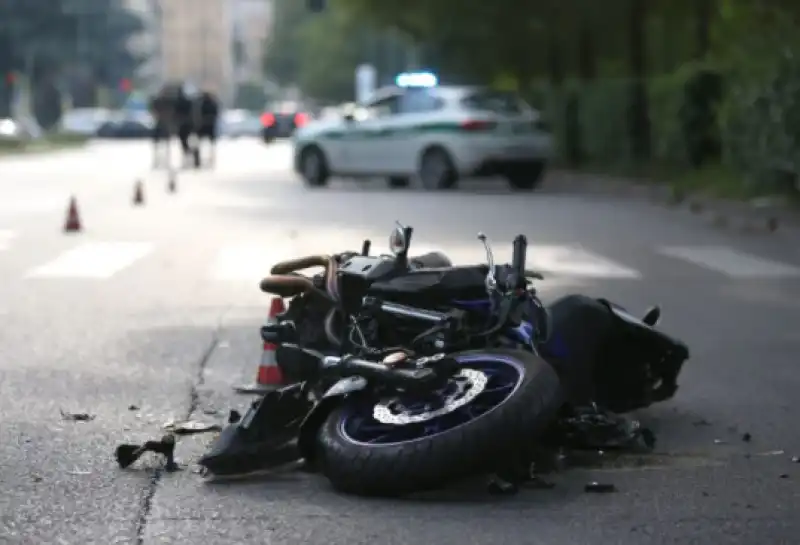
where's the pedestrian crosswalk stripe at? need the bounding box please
[26,242,154,279]
[527,245,642,278]
[210,244,296,281]
[657,245,800,278]
[0,230,15,251]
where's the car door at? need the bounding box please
[349,94,402,174]
[390,88,446,173]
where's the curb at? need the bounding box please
[660,190,792,235]
[547,170,799,236]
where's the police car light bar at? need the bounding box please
[395,72,438,88]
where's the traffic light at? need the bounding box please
[119,78,132,92]
[307,0,325,12]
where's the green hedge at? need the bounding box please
[0,132,90,153]
[532,53,800,197]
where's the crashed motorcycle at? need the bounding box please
[200,224,689,497]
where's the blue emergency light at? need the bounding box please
[395,72,438,88]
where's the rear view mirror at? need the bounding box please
[389,226,407,255]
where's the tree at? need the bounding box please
[0,0,145,118]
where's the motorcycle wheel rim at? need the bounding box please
[338,354,525,446]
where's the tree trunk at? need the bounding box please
[578,20,596,81]
[628,0,651,161]
[547,31,564,87]
[695,0,712,59]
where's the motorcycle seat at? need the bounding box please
[410,251,452,269]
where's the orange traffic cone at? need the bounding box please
[64,197,82,233]
[234,297,287,394]
[133,180,144,205]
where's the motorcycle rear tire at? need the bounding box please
[315,348,562,497]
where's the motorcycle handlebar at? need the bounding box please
[511,235,527,287]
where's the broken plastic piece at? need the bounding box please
[584,482,616,493]
[60,410,95,421]
[163,420,222,435]
[487,475,518,495]
[116,434,178,471]
[742,432,752,442]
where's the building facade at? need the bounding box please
[231,0,273,83]
[157,0,236,104]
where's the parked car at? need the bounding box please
[292,84,553,190]
[261,101,310,142]
[0,117,42,141]
[58,108,111,136]
[220,109,262,138]
[96,111,154,139]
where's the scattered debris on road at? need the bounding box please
[584,482,617,493]
[116,434,178,471]
[60,409,95,422]
[163,419,222,435]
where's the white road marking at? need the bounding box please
[527,245,641,278]
[210,244,296,281]
[0,230,16,251]
[658,245,800,278]
[27,242,154,279]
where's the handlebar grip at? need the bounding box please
[512,235,527,281]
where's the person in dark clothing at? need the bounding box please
[193,91,220,168]
[149,82,219,169]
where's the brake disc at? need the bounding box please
[372,369,488,425]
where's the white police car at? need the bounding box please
[292,73,553,190]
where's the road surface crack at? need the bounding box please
[133,310,229,545]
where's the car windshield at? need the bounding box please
[461,90,529,114]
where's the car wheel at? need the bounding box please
[506,162,545,191]
[387,176,410,189]
[300,146,329,187]
[419,147,458,190]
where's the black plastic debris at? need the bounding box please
[163,420,222,436]
[116,434,178,471]
[584,482,617,493]
[779,473,789,479]
[742,433,752,442]
[549,406,654,452]
[128,405,139,411]
[60,409,95,422]
[487,475,519,495]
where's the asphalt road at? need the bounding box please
[1,138,799,545]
